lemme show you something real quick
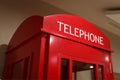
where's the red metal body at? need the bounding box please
[2,14,114,80]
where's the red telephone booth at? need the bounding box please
[2,14,114,80]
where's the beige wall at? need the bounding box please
[114,73,120,80]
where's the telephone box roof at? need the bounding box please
[8,14,112,52]
[43,14,112,52]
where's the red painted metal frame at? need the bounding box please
[47,35,114,80]
[2,14,114,80]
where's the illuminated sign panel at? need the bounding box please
[42,14,111,52]
[57,21,104,45]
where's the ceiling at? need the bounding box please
[42,0,120,37]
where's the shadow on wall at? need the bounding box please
[114,73,120,80]
[0,44,8,79]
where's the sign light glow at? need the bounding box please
[57,21,104,45]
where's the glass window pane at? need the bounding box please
[12,58,29,80]
[98,65,103,80]
[72,61,95,80]
[61,59,69,80]
[12,61,23,80]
